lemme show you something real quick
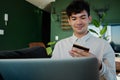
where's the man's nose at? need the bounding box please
[76,19,82,24]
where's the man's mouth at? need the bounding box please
[76,26,83,30]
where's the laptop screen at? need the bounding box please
[0,57,99,80]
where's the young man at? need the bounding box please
[52,0,116,80]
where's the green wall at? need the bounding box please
[50,0,73,41]
[87,0,120,23]
[0,0,43,50]
[51,0,120,41]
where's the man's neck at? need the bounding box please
[74,31,88,38]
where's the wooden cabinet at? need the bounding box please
[61,11,71,30]
[115,57,120,74]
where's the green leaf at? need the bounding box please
[100,25,107,35]
[92,19,100,27]
[47,41,56,46]
[102,13,106,22]
[103,36,108,41]
[46,47,52,55]
[99,36,102,38]
[89,29,99,35]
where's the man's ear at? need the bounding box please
[68,19,71,25]
[88,16,92,23]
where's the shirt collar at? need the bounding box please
[71,32,92,43]
[71,34,78,44]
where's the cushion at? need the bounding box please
[0,46,49,59]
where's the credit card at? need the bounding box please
[73,44,89,52]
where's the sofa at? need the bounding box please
[0,46,50,59]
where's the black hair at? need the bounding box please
[66,0,90,18]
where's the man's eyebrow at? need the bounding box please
[71,14,87,17]
[71,16,76,18]
[80,15,87,17]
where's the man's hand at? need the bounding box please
[69,47,102,70]
[69,47,91,57]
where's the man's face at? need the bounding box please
[68,10,92,35]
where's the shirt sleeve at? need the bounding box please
[99,42,117,80]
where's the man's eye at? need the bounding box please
[81,17,86,19]
[71,18,76,20]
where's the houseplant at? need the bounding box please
[89,12,108,40]
[46,41,56,56]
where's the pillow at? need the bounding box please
[0,46,49,59]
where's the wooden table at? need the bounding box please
[115,57,120,74]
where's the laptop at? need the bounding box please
[0,57,99,80]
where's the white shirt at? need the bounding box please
[52,32,117,80]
